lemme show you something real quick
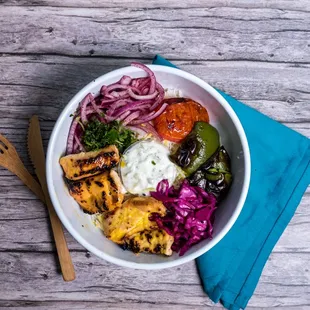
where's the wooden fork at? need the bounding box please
[0,133,45,202]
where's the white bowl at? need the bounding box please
[46,65,251,270]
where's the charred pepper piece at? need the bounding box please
[188,146,232,200]
[171,121,220,176]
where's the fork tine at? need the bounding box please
[0,134,10,149]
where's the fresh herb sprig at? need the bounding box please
[82,120,137,153]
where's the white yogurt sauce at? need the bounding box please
[120,140,177,195]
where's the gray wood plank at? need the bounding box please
[1,6,310,63]
[0,252,309,308]
[0,301,218,310]
[3,0,310,11]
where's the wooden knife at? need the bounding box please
[28,115,75,282]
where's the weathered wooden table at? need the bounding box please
[0,1,309,309]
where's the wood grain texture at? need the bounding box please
[0,133,45,202]
[1,5,310,63]
[0,252,309,308]
[27,116,75,281]
[0,1,309,309]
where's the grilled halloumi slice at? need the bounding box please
[67,170,124,214]
[100,197,167,244]
[123,230,174,256]
[60,145,119,180]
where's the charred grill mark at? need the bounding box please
[76,153,104,165]
[74,152,118,177]
[101,191,108,211]
[108,176,116,189]
[145,232,152,243]
[95,181,103,187]
[120,243,128,251]
[122,238,141,253]
[66,178,82,194]
[110,160,117,168]
[82,209,93,215]
[103,151,115,157]
[130,240,140,253]
[154,244,162,253]
[76,151,116,166]
[79,166,102,176]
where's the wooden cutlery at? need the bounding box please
[28,116,75,281]
[0,117,75,282]
[0,133,45,202]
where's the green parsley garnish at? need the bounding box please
[151,160,156,165]
[82,120,137,153]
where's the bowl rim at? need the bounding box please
[46,64,251,270]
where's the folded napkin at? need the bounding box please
[153,55,310,309]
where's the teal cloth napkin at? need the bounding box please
[153,55,310,309]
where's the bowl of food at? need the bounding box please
[46,63,250,269]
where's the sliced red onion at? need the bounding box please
[125,125,147,137]
[133,104,152,111]
[156,81,165,99]
[113,100,153,117]
[116,90,128,97]
[74,134,85,152]
[100,85,107,95]
[115,102,151,116]
[97,115,107,123]
[122,111,140,126]
[67,62,168,154]
[120,75,132,85]
[80,93,94,124]
[131,62,156,94]
[116,111,131,122]
[128,88,158,100]
[137,77,150,90]
[91,99,103,115]
[150,82,165,111]
[142,87,149,95]
[85,107,95,115]
[104,83,126,94]
[100,98,119,107]
[110,91,121,98]
[104,114,116,122]
[130,103,168,125]
[66,117,79,154]
[136,122,162,140]
[106,99,128,116]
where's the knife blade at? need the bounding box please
[28,115,75,282]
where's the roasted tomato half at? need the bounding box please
[153,98,209,143]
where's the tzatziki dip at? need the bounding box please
[120,140,177,195]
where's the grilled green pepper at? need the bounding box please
[188,146,232,200]
[171,121,220,176]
